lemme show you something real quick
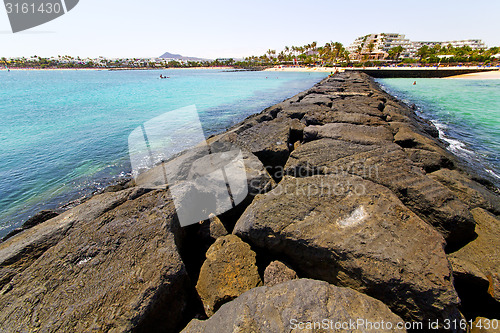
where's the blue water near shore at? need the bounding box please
[0,69,326,237]
[378,78,500,187]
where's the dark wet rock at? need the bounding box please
[303,123,393,145]
[263,260,298,287]
[233,174,460,323]
[182,279,406,333]
[429,169,500,214]
[279,103,329,120]
[196,235,261,317]
[0,190,190,332]
[102,177,133,193]
[284,139,475,247]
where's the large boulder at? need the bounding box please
[451,209,500,271]
[135,142,275,197]
[196,234,262,317]
[233,174,460,323]
[209,117,300,171]
[182,279,406,333]
[0,189,133,289]
[303,123,393,145]
[284,139,475,247]
[404,148,455,173]
[449,208,500,311]
[429,169,500,214]
[135,143,275,226]
[331,95,385,117]
[0,190,190,333]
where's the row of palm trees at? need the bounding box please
[242,41,350,66]
[416,45,500,61]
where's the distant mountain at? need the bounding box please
[159,52,207,61]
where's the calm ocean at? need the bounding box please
[0,69,326,236]
[378,78,500,187]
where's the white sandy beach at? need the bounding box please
[447,69,500,79]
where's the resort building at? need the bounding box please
[347,33,415,61]
[347,33,487,61]
[413,39,486,50]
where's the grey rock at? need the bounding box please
[182,279,406,333]
[0,190,189,332]
[331,96,385,117]
[233,174,460,323]
[429,169,500,214]
[135,143,275,225]
[391,122,448,154]
[303,123,393,145]
[326,111,385,125]
[284,139,475,246]
[299,93,335,107]
[404,148,455,172]
[0,189,133,288]
[210,117,299,170]
[449,208,500,303]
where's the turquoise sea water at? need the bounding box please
[378,78,500,186]
[0,69,326,236]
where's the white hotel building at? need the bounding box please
[347,33,486,61]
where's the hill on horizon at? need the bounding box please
[159,52,207,61]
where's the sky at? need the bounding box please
[1,0,499,59]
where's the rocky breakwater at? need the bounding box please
[0,71,499,332]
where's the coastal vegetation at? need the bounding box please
[1,42,499,70]
[236,41,350,67]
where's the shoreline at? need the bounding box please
[0,70,327,239]
[0,66,235,71]
[2,70,497,237]
[0,72,499,331]
[446,69,500,79]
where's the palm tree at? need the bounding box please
[417,45,430,62]
[388,46,404,61]
[367,42,375,54]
